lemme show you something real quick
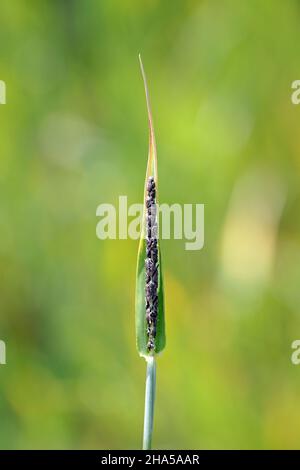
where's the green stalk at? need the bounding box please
[142,356,156,450]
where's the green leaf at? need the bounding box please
[135,55,166,358]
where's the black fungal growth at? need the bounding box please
[145,176,159,352]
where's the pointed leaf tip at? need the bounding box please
[138,56,157,183]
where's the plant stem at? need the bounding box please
[142,356,156,450]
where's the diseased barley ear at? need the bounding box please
[135,55,166,450]
[135,56,165,360]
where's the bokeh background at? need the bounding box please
[1,0,300,449]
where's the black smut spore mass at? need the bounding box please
[145,176,158,352]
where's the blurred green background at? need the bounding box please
[1,0,300,449]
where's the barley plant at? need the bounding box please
[135,55,166,450]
